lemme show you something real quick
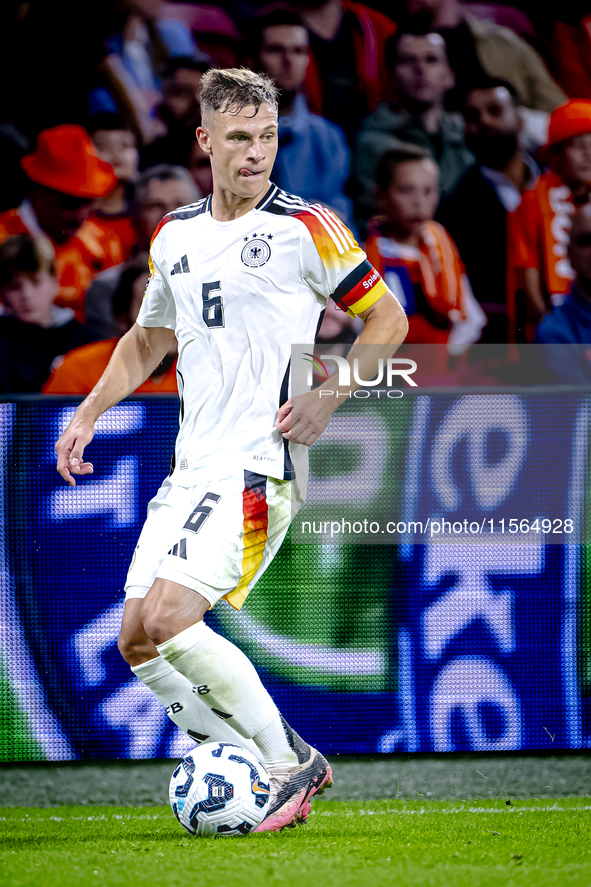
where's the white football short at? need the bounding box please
[124,470,300,610]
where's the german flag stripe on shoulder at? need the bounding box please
[150,199,208,248]
[330,259,388,315]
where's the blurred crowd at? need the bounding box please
[1,0,591,393]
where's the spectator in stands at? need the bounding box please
[355,30,474,225]
[298,0,397,142]
[552,12,591,100]
[0,235,92,393]
[535,204,591,383]
[89,0,204,145]
[187,139,213,198]
[0,125,121,324]
[316,298,361,345]
[514,100,591,333]
[140,56,213,170]
[43,258,177,394]
[255,11,353,226]
[437,79,538,342]
[84,163,199,340]
[365,146,486,347]
[87,113,139,267]
[402,0,566,145]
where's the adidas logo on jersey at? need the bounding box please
[168,538,187,559]
[170,255,190,275]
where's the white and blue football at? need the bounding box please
[169,742,271,837]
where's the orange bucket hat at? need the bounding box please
[540,99,591,160]
[21,124,117,198]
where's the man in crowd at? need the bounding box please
[140,56,213,170]
[298,0,397,141]
[83,163,199,340]
[514,99,591,334]
[0,235,92,392]
[535,204,591,383]
[255,10,353,226]
[365,145,485,348]
[355,30,474,227]
[401,0,566,137]
[437,78,538,342]
[43,258,178,395]
[87,113,140,267]
[0,125,122,323]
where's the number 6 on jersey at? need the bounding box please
[202,281,224,328]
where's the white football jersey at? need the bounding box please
[137,184,387,485]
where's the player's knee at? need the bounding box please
[117,625,153,666]
[140,600,176,647]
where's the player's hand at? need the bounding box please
[275,392,334,446]
[55,419,95,487]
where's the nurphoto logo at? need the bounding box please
[305,354,418,388]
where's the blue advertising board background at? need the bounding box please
[0,393,588,760]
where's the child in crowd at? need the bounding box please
[86,113,140,265]
[365,146,486,348]
[514,99,591,331]
[43,258,177,395]
[0,235,92,392]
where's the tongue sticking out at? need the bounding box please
[239,168,255,177]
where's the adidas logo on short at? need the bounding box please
[168,538,187,559]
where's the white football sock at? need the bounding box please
[157,621,298,768]
[131,655,260,757]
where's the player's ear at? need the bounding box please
[196,126,212,156]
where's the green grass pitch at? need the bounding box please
[2,756,591,886]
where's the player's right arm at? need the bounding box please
[55,323,175,486]
[56,222,176,486]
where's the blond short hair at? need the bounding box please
[200,67,279,120]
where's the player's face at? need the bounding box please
[258,25,310,92]
[393,34,453,105]
[381,159,439,238]
[197,104,278,201]
[556,133,591,187]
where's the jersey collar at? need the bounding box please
[205,183,278,216]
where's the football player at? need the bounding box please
[55,68,407,831]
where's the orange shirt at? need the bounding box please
[42,338,178,394]
[366,220,469,343]
[84,213,137,266]
[513,170,577,301]
[0,206,136,323]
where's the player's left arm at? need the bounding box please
[277,289,408,446]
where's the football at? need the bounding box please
[169,742,271,836]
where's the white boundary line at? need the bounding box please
[310,804,591,816]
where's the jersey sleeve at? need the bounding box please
[296,205,388,316]
[136,220,177,329]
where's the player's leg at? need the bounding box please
[139,472,331,830]
[141,577,331,830]
[119,484,262,755]
[118,599,261,754]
